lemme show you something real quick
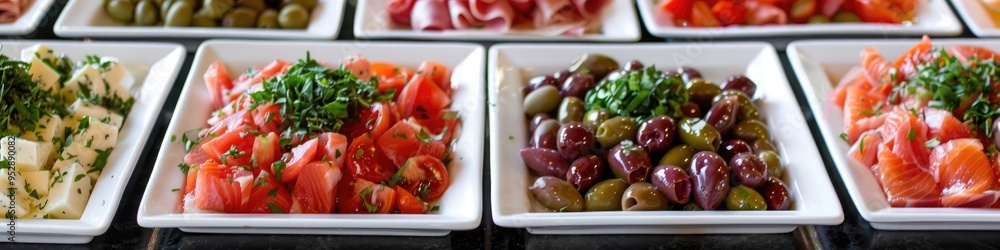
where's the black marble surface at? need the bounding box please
[7,0,1000,249]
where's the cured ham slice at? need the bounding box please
[411,0,454,31]
[511,0,534,14]
[570,0,611,18]
[387,0,416,25]
[0,0,28,23]
[451,0,515,31]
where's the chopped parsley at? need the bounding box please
[584,66,688,119]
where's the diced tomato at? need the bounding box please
[337,177,397,214]
[659,0,694,22]
[690,2,722,27]
[948,45,1000,65]
[231,166,254,207]
[276,138,319,183]
[339,102,395,140]
[252,104,282,135]
[341,55,373,80]
[417,61,452,95]
[252,132,280,176]
[394,186,429,214]
[396,74,452,120]
[370,62,400,78]
[853,0,917,23]
[316,132,348,167]
[412,110,461,144]
[204,61,233,109]
[379,75,408,94]
[397,155,450,202]
[377,121,448,167]
[184,139,211,166]
[193,161,243,213]
[346,134,395,183]
[183,164,200,197]
[201,126,255,167]
[819,0,846,16]
[712,0,747,26]
[245,171,294,213]
[290,161,341,213]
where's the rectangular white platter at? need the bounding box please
[488,42,844,234]
[137,40,485,236]
[788,39,1000,230]
[354,0,641,41]
[636,0,963,38]
[53,0,345,40]
[0,0,55,36]
[0,40,186,244]
[950,0,1000,37]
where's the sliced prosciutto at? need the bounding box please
[0,0,28,23]
[388,0,610,35]
[388,0,416,25]
[450,0,516,31]
[412,0,454,31]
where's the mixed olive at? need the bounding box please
[103,0,314,29]
[520,54,793,212]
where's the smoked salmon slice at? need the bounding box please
[929,139,1000,207]
[849,130,882,167]
[874,143,942,207]
[922,108,973,144]
[844,85,887,143]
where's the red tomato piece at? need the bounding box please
[231,166,254,207]
[346,134,395,183]
[184,139,211,166]
[316,132,349,167]
[659,0,694,21]
[276,138,319,183]
[853,0,916,23]
[337,177,397,214]
[417,60,452,95]
[394,186,429,214]
[370,62,400,78]
[182,164,200,197]
[252,132,280,176]
[948,44,1000,65]
[290,161,342,213]
[339,102,395,140]
[377,121,447,167]
[396,74,452,120]
[204,61,233,109]
[690,2,722,27]
[712,0,747,26]
[252,104,282,135]
[397,155,450,202]
[245,171,294,214]
[341,55,373,80]
[201,126,255,167]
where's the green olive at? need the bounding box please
[160,0,174,19]
[200,0,234,19]
[239,0,268,11]
[568,54,620,81]
[714,90,759,121]
[758,150,783,179]
[530,176,584,212]
[659,144,697,169]
[678,117,722,152]
[733,119,770,143]
[725,185,767,210]
[282,0,318,9]
[164,1,194,26]
[752,139,776,154]
[278,3,310,29]
[134,0,160,26]
[191,11,217,27]
[105,0,136,23]
[584,178,628,211]
[557,97,586,125]
[582,108,611,131]
[622,182,669,211]
[222,7,257,27]
[808,15,830,24]
[595,116,639,149]
[832,11,862,23]
[687,78,721,109]
[256,9,279,28]
[682,202,702,211]
[523,85,560,116]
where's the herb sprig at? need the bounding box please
[0,54,68,137]
[584,66,688,119]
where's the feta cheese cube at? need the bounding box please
[22,170,50,197]
[59,66,102,103]
[26,57,62,94]
[56,143,108,183]
[99,57,136,92]
[20,44,56,63]
[65,99,124,130]
[20,114,64,146]
[2,136,54,172]
[40,161,92,219]
[70,117,119,151]
[0,171,32,218]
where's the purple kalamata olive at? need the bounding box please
[650,164,691,204]
[554,69,572,83]
[566,155,606,192]
[721,74,757,98]
[529,113,553,135]
[524,75,558,96]
[531,119,560,149]
[556,122,595,160]
[520,148,570,177]
[761,176,792,210]
[560,73,596,99]
[636,115,676,155]
[678,66,703,83]
[689,151,729,210]
[704,95,740,135]
[681,102,702,118]
[624,60,644,72]
[608,141,653,185]
[719,139,752,162]
[729,152,767,189]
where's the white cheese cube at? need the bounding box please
[0,192,32,219]
[100,57,136,92]
[70,118,118,151]
[2,136,54,172]
[24,210,46,219]
[20,44,56,63]
[20,114,64,145]
[59,66,102,103]
[23,171,50,197]
[40,161,92,219]
[65,99,124,130]
[56,144,106,183]
[0,171,32,218]
[26,57,62,94]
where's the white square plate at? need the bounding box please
[951,0,1000,37]
[354,0,641,41]
[53,0,345,40]
[137,40,485,236]
[0,40,186,244]
[636,0,962,38]
[488,42,844,234]
[0,0,55,36]
[788,39,1000,230]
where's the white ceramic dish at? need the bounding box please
[488,42,844,234]
[53,0,344,40]
[0,0,55,36]
[354,0,641,41]
[0,41,185,244]
[951,0,1000,37]
[636,0,962,38]
[137,40,485,236]
[788,39,1000,230]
